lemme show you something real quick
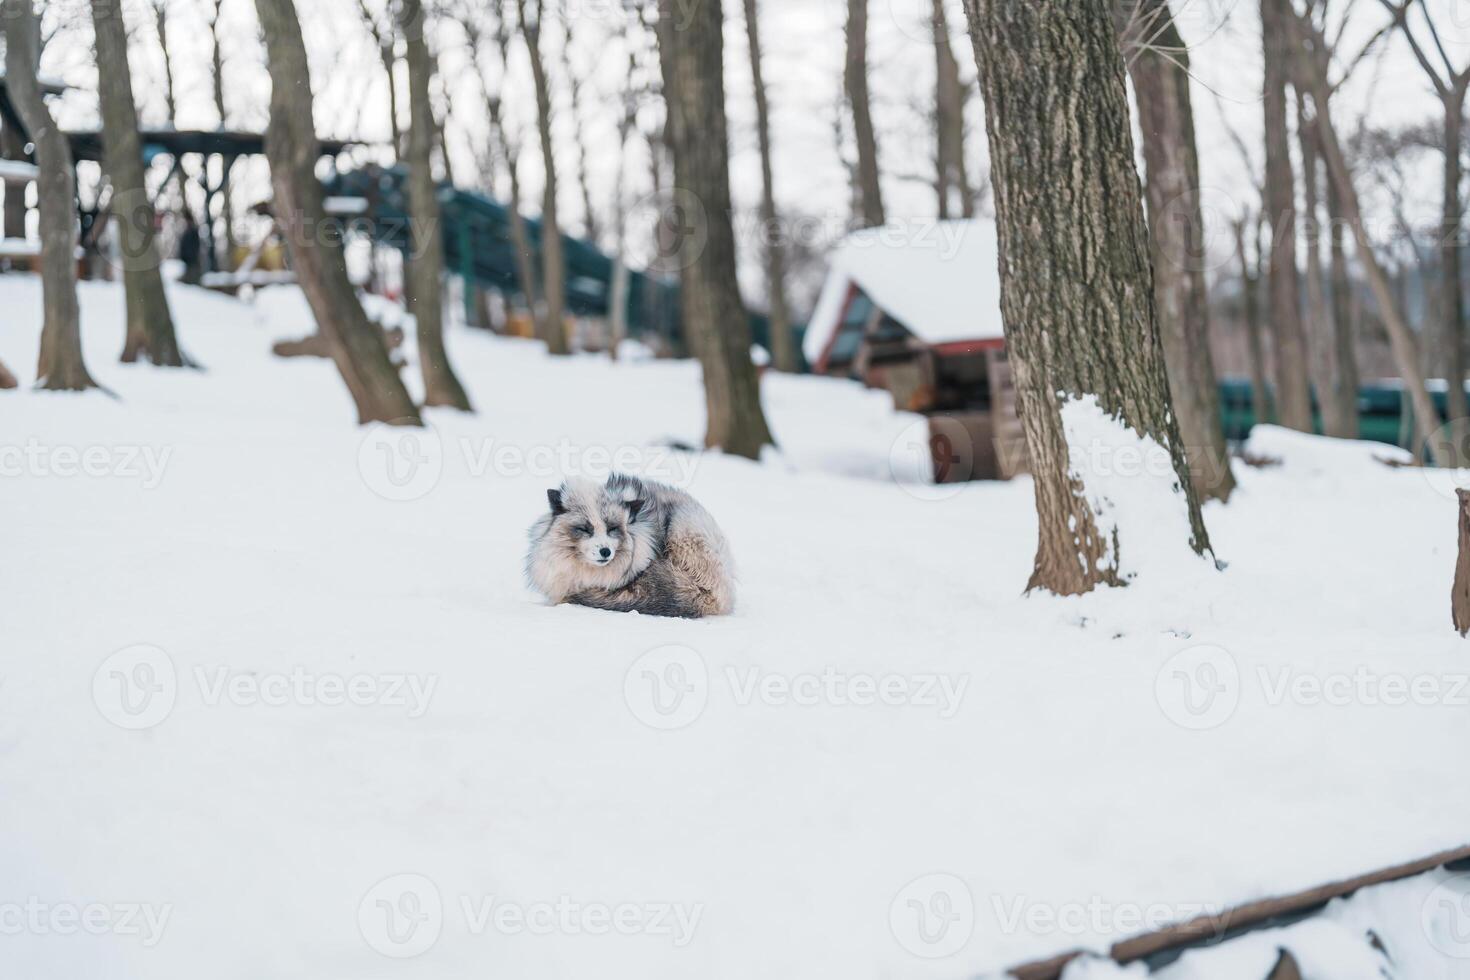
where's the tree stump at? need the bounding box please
[1454,489,1470,636]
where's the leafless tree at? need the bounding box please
[1291,6,1451,462]
[151,0,189,212]
[932,0,973,219]
[559,11,600,246]
[5,0,97,390]
[205,0,239,270]
[1117,0,1235,502]
[964,0,1211,594]
[356,0,403,160]
[1261,0,1314,430]
[518,0,571,354]
[844,0,884,227]
[657,0,775,458]
[399,0,472,409]
[742,0,796,372]
[92,0,187,366]
[253,0,421,424]
[1378,0,1470,431]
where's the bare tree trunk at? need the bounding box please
[1120,0,1234,501]
[743,0,796,373]
[963,0,1212,594]
[518,0,570,355]
[0,358,16,389]
[1325,167,1359,437]
[5,0,97,390]
[559,14,600,245]
[253,0,420,425]
[1454,489,1470,636]
[399,0,471,410]
[933,0,972,220]
[1293,13,1448,463]
[1260,0,1312,430]
[1,122,25,240]
[1237,216,1273,426]
[845,0,885,227]
[1296,91,1344,437]
[1441,88,1469,431]
[92,0,187,366]
[208,0,239,270]
[152,0,189,213]
[658,0,775,459]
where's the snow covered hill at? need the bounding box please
[2,275,1468,979]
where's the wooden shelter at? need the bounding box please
[805,219,1027,482]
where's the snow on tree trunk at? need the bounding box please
[6,0,97,391]
[657,0,775,460]
[963,0,1212,594]
[399,0,472,411]
[1121,0,1235,503]
[91,0,187,368]
[253,0,420,426]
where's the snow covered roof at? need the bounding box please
[803,217,1004,366]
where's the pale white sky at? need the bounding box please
[29,0,1470,315]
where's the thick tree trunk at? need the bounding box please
[658,0,775,459]
[1325,171,1359,437]
[1,122,25,240]
[1296,93,1346,438]
[1293,14,1447,463]
[1441,89,1469,434]
[399,0,471,411]
[518,0,570,355]
[1121,0,1234,501]
[963,0,1212,594]
[1260,0,1313,431]
[1236,218,1274,426]
[6,0,97,390]
[253,0,420,425]
[743,0,796,372]
[91,0,186,367]
[845,0,885,228]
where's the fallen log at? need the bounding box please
[1007,843,1470,978]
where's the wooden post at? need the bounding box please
[1454,489,1470,636]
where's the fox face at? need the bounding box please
[527,477,655,601]
[546,485,645,570]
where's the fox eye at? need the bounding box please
[573,524,593,537]
[608,526,622,536]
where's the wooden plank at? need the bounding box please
[1007,843,1470,979]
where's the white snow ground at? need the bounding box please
[2,274,1469,979]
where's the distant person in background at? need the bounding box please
[178,211,202,285]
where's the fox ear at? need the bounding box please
[547,489,567,515]
[626,499,645,523]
